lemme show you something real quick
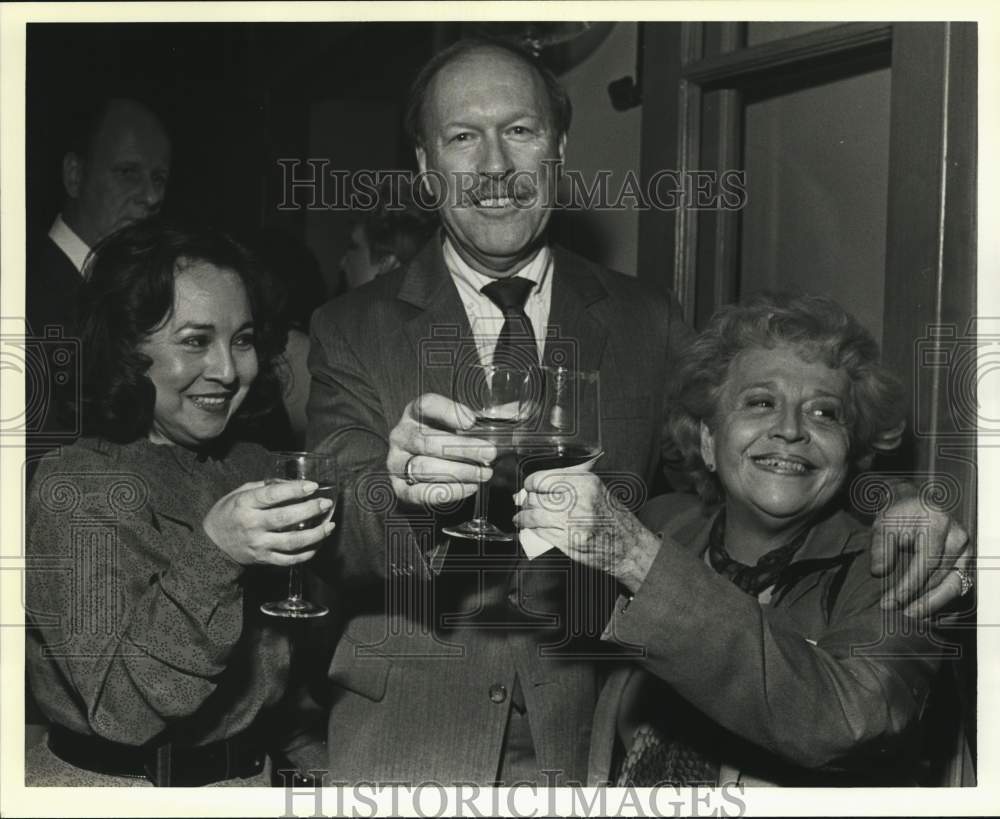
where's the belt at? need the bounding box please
[48,724,266,786]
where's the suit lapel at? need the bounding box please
[397,238,476,401]
[397,241,612,396]
[545,246,609,373]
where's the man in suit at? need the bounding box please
[25,97,171,463]
[305,38,968,786]
[27,97,171,336]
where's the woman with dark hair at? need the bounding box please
[515,293,947,786]
[25,220,334,786]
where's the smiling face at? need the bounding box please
[415,46,565,277]
[139,261,258,448]
[701,343,852,534]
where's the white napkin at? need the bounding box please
[514,452,603,560]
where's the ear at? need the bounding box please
[699,421,717,472]
[62,152,83,198]
[415,145,437,200]
[557,132,567,163]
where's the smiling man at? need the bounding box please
[308,39,685,785]
[412,44,566,276]
[305,38,969,787]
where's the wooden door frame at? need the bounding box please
[638,20,977,504]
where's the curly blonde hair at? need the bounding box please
[668,293,905,505]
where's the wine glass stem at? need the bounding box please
[471,480,489,526]
[287,566,303,602]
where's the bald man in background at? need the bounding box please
[27,97,171,336]
[25,97,170,470]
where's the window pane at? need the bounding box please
[739,68,891,343]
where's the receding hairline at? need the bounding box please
[436,42,545,78]
[84,98,170,157]
[429,46,552,110]
[411,40,566,146]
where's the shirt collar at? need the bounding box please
[48,214,92,275]
[442,236,551,297]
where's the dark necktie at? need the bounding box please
[471,277,538,540]
[480,277,539,369]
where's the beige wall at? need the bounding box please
[559,23,643,276]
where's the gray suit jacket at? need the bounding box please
[306,237,690,784]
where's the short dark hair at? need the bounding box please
[77,219,287,444]
[669,292,905,505]
[403,36,572,148]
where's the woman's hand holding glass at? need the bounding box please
[513,469,661,593]
[202,479,336,567]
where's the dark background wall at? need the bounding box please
[26,22,649,296]
[26,22,437,294]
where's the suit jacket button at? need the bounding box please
[489,684,508,704]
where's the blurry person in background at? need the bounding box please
[339,178,438,290]
[27,96,171,336]
[25,96,172,482]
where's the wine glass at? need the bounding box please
[442,364,534,541]
[517,367,602,476]
[260,451,337,619]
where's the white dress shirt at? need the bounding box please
[47,215,91,275]
[442,237,553,366]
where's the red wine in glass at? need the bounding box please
[514,367,602,513]
[519,442,601,475]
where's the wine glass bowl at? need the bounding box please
[517,367,602,475]
[442,364,534,541]
[260,451,337,619]
[268,481,339,532]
